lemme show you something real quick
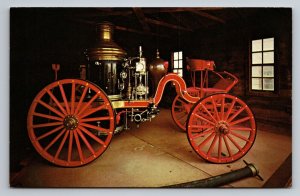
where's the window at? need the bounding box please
[173,51,183,77]
[251,38,275,91]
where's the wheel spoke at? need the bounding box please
[77,92,101,117]
[59,84,71,114]
[226,134,242,152]
[81,123,110,133]
[175,109,186,115]
[200,103,217,123]
[192,113,215,126]
[46,89,67,115]
[45,128,66,152]
[78,125,106,146]
[74,85,89,115]
[218,135,222,159]
[77,128,95,155]
[177,98,187,105]
[54,130,70,159]
[190,124,214,129]
[211,97,220,121]
[80,116,111,123]
[223,135,232,157]
[79,104,106,119]
[36,125,64,141]
[176,112,187,120]
[191,128,214,139]
[71,82,75,114]
[33,112,63,121]
[38,100,65,118]
[230,131,250,142]
[230,116,251,126]
[228,105,246,123]
[225,99,236,121]
[221,96,225,120]
[207,134,218,156]
[230,126,253,131]
[174,105,184,109]
[67,131,73,162]
[32,121,63,129]
[198,132,215,149]
[73,129,84,163]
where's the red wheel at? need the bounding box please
[27,79,115,167]
[171,95,193,131]
[186,93,256,163]
[171,88,199,131]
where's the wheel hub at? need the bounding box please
[64,115,79,130]
[215,121,230,135]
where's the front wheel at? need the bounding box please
[27,79,115,167]
[186,93,256,163]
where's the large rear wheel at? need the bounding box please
[186,93,256,163]
[27,79,115,167]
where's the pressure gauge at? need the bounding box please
[136,58,146,72]
[120,71,127,79]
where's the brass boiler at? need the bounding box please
[85,22,126,99]
[148,50,168,95]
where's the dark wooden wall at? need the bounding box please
[10,8,292,172]
[184,9,292,133]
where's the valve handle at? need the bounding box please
[52,64,60,81]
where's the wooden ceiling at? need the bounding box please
[68,8,260,38]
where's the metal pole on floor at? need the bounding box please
[163,160,264,188]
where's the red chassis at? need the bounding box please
[27,64,256,167]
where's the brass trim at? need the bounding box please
[112,101,125,109]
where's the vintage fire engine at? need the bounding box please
[27,22,257,167]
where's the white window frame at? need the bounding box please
[172,51,183,77]
[250,37,275,92]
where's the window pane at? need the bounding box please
[263,78,274,91]
[174,52,178,60]
[263,66,274,77]
[173,69,178,73]
[174,60,178,68]
[263,38,274,51]
[178,60,182,68]
[263,51,274,64]
[252,66,262,77]
[252,52,262,64]
[178,69,183,77]
[252,39,262,52]
[179,51,182,59]
[252,78,262,90]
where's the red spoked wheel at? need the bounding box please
[171,95,193,131]
[27,79,115,167]
[171,88,199,131]
[186,93,256,163]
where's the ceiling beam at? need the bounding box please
[168,12,209,29]
[190,10,226,24]
[73,18,170,38]
[142,7,224,14]
[78,8,224,18]
[144,18,193,32]
[114,25,170,38]
[132,8,151,32]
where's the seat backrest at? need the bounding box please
[187,59,215,71]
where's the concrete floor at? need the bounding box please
[13,108,292,188]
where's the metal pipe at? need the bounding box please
[163,160,263,188]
